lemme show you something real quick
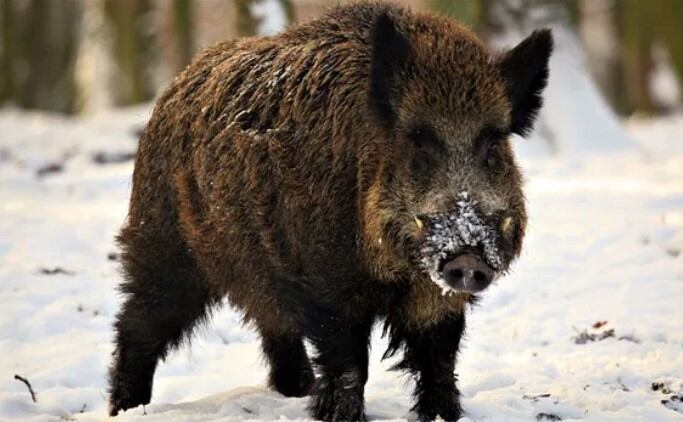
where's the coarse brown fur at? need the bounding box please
[109,2,552,420]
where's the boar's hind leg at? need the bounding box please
[260,328,315,397]
[108,228,216,416]
[386,312,466,422]
[308,315,374,422]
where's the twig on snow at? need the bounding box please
[14,374,37,403]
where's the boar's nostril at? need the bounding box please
[448,268,464,281]
[474,270,488,283]
[442,254,494,293]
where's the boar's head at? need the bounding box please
[361,10,552,294]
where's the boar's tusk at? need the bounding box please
[501,216,513,234]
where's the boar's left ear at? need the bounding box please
[498,29,553,136]
[369,11,411,126]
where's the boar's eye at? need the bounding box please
[476,125,510,167]
[407,125,440,152]
[406,125,441,184]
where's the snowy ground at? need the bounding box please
[0,104,682,422]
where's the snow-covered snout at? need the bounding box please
[415,192,517,295]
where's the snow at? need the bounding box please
[1,108,681,422]
[650,44,683,111]
[489,3,634,157]
[517,25,634,156]
[1,41,683,422]
[419,192,505,295]
[250,0,288,36]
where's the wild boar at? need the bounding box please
[109,2,552,420]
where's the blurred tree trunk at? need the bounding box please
[172,0,194,72]
[74,0,114,113]
[0,0,14,105]
[617,0,655,115]
[437,0,664,116]
[104,0,155,106]
[429,0,480,27]
[652,0,683,90]
[448,0,575,39]
[477,0,499,35]
[194,1,235,48]
[235,0,257,37]
[281,0,295,24]
[7,0,81,113]
[578,0,627,114]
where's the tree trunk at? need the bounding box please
[578,0,627,114]
[10,0,81,113]
[172,0,194,72]
[0,0,14,105]
[652,0,683,92]
[104,0,155,106]
[235,0,257,37]
[618,0,655,115]
[429,0,480,27]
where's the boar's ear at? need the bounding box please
[369,11,411,126]
[498,29,553,136]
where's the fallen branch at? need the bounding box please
[14,374,37,403]
[39,267,75,276]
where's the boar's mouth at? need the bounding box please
[416,192,505,295]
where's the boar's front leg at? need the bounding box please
[387,312,466,421]
[308,313,374,422]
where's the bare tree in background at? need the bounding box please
[618,0,656,115]
[1,0,81,113]
[0,0,680,115]
[172,0,194,73]
[579,0,625,113]
[0,0,14,104]
[235,0,258,36]
[431,0,681,116]
[103,0,156,106]
[650,0,683,111]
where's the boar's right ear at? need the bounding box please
[369,12,411,126]
[498,29,553,137]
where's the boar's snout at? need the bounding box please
[442,253,494,293]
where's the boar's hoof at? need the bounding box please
[109,390,149,417]
[270,363,315,397]
[310,375,366,422]
[414,388,463,422]
[108,372,152,416]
